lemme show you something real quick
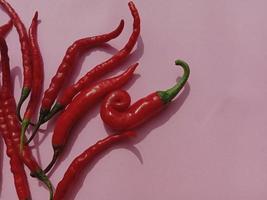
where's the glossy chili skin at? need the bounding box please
[54,131,135,200]
[43,63,138,173]
[101,91,165,130]
[100,60,190,131]
[0,37,53,200]
[20,12,43,150]
[0,37,31,200]
[36,19,124,124]
[0,0,32,108]
[47,1,140,122]
[0,19,13,37]
[0,114,31,200]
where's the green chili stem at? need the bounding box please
[33,170,54,200]
[26,110,48,144]
[43,103,64,123]
[44,148,61,174]
[157,59,190,104]
[19,119,29,153]
[16,87,30,122]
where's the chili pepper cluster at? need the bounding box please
[0,1,190,200]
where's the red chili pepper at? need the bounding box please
[43,63,138,173]
[44,1,140,123]
[33,19,125,131]
[0,19,13,37]
[0,123,31,200]
[54,131,135,200]
[0,38,31,200]
[0,0,33,113]
[100,60,190,130]
[19,12,43,151]
[0,37,53,200]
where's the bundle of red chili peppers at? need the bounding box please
[0,1,190,200]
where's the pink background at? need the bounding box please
[1,0,267,199]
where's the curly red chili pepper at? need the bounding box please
[43,63,138,173]
[0,37,31,200]
[0,0,33,113]
[100,60,190,130]
[19,12,44,151]
[0,19,13,37]
[54,131,135,200]
[44,1,140,123]
[33,19,124,132]
[0,37,53,200]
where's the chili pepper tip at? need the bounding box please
[33,11,38,20]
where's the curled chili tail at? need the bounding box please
[157,59,190,104]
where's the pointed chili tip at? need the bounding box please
[128,1,135,8]
[131,62,139,71]
[33,11,38,21]
[119,19,124,28]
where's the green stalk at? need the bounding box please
[157,59,190,104]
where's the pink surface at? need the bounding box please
[1,0,267,199]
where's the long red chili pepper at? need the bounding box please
[33,19,125,132]
[0,37,31,200]
[54,131,135,200]
[19,12,44,151]
[42,63,138,173]
[0,100,31,200]
[0,19,13,37]
[100,60,190,130]
[0,0,33,114]
[43,1,140,124]
[0,37,53,200]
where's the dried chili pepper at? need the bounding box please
[43,1,140,123]
[100,60,190,130]
[0,37,31,200]
[19,12,43,151]
[0,19,13,37]
[0,0,33,114]
[54,131,135,200]
[32,19,125,133]
[42,63,138,173]
[0,37,53,200]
